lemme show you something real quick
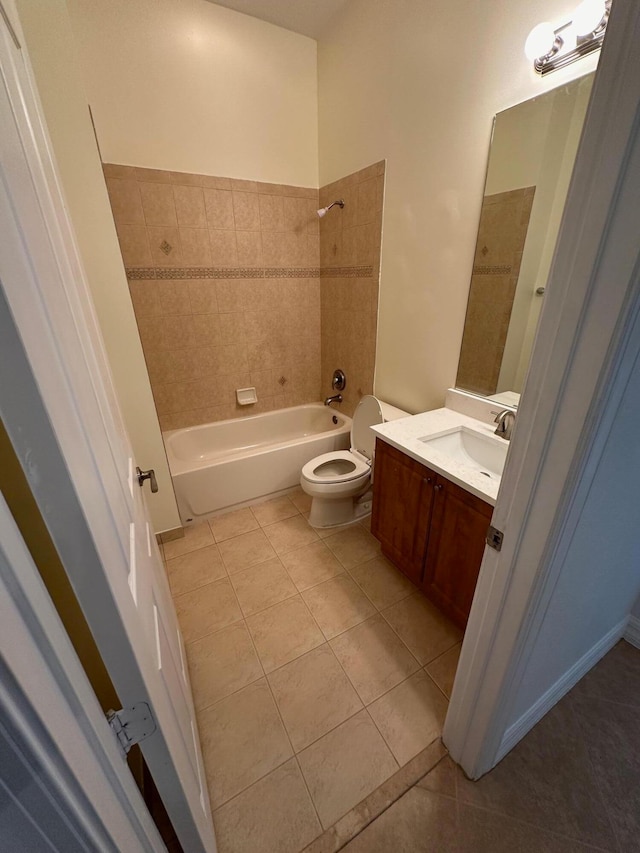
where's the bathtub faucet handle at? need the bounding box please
[136,466,158,493]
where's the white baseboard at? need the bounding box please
[624,614,640,649]
[497,619,626,762]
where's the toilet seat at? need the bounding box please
[301,450,370,485]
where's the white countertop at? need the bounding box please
[372,407,506,506]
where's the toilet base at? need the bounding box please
[308,490,373,529]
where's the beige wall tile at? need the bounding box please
[140,182,177,226]
[103,163,136,180]
[156,280,191,314]
[148,226,183,266]
[115,223,152,266]
[357,178,378,225]
[230,178,258,193]
[188,279,218,313]
[204,188,235,229]
[235,230,262,267]
[132,166,172,184]
[232,191,260,230]
[209,229,238,266]
[218,312,246,345]
[259,195,285,231]
[216,279,244,313]
[106,177,144,225]
[128,280,162,316]
[180,228,212,266]
[174,184,207,228]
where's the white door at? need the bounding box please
[0,10,216,852]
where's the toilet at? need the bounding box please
[300,395,408,529]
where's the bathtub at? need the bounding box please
[164,403,351,523]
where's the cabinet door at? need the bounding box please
[371,439,435,585]
[422,477,493,630]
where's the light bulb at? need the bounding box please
[572,0,606,36]
[524,22,556,60]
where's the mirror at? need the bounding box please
[456,73,594,407]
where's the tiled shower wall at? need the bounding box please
[456,186,535,396]
[319,162,384,417]
[104,164,321,429]
[104,161,384,428]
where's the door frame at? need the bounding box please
[0,490,166,852]
[0,5,214,849]
[445,0,640,777]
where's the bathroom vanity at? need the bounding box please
[371,409,504,630]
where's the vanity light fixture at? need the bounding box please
[525,0,610,76]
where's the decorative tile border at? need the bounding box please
[126,265,374,280]
[472,264,512,276]
[319,265,374,278]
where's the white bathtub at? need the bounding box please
[164,404,351,523]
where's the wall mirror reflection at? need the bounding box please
[456,73,594,407]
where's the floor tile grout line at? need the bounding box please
[361,703,403,771]
[377,595,460,668]
[291,754,325,842]
[315,742,448,853]
[259,661,325,834]
[422,665,454,703]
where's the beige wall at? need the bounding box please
[317,0,598,414]
[16,0,181,533]
[104,163,321,428]
[319,162,385,416]
[66,0,319,187]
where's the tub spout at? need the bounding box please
[324,394,343,407]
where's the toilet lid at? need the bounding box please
[351,395,384,459]
[301,450,370,484]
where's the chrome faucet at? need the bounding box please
[493,409,516,441]
[324,394,343,407]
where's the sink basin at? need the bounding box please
[419,426,508,478]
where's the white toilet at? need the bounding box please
[300,395,408,529]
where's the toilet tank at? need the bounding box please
[379,401,410,422]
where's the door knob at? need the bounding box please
[434,483,443,492]
[136,467,158,493]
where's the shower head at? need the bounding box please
[317,199,345,218]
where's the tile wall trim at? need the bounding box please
[471,265,512,276]
[125,265,374,280]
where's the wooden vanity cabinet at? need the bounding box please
[371,438,493,630]
[370,440,435,585]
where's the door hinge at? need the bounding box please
[106,702,156,757]
[486,525,504,552]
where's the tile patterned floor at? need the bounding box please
[162,490,461,853]
[342,640,640,852]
